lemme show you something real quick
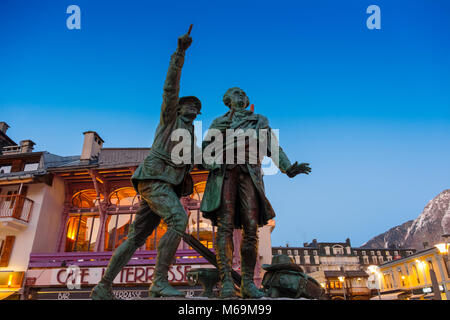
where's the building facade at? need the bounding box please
[272,239,416,300]
[374,244,450,300]
[0,126,273,299]
[0,123,70,299]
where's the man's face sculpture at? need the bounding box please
[224,87,249,111]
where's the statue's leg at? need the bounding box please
[91,197,160,300]
[140,181,188,297]
[238,171,264,299]
[216,167,238,298]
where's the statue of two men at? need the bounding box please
[91,29,310,300]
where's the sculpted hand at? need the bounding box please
[286,162,311,178]
[178,33,192,51]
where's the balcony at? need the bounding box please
[28,249,212,268]
[0,194,34,230]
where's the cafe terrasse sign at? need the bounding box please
[26,264,211,287]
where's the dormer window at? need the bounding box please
[24,163,39,171]
[0,165,11,174]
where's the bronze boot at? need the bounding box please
[240,242,264,299]
[149,229,185,297]
[216,230,236,299]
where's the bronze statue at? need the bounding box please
[261,255,324,299]
[91,28,201,299]
[201,87,311,298]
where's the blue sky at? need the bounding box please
[1,0,449,247]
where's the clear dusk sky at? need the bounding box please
[1,0,449,247]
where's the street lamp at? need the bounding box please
[368,265,382,300]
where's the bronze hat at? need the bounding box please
[262,254,304,273]
[179,96,202,114]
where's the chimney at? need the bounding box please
[0,122,10,134]
[80,131,104,161]
[20,140,35,153]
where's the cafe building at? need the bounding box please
[20,130,273,300]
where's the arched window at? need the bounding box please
[71,189,103,208]
[66,190,103,252]
[104,188,139,251]
[108,187,139,207]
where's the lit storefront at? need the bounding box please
[23,133,221,299]
[372,245,450,300]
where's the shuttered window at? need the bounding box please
[0,235,15,267]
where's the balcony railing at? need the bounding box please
[28,249,212,268]
[0,194,34,223]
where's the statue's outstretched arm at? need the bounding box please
[266,124,311,178]
[160,33,192,124]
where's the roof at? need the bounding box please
[98,148,149,169]
[46,148,150,172]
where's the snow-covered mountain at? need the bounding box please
[362,189,450,250]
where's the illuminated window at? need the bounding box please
[186,182,216,250]
[109,187,139,206]
[65,213,100,252]
[105,213,136,251]
[72,189,103,208]
[412,265,420,284]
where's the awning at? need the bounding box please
[0,288,20,300]
[370,292,404,300]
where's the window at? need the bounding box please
[294,250,298,255]
[383,274,393,289]
[187,182,216,249]
[370,251,375,255]
[72,189,103,208]
[277,250,282,255]
[385,251,390,256]
[372,256,378,264]
[332,246,344,255]
[377,251,381,256]
[378,256,384,263]
[0,165,11,174]
[412,265,420,284]
[394,251,399,256]
[105,213,135,251]
[66,213,101,252]
[313,250,318,256]
[304,256,310,264]
[287,250,292,255]
[387,256,393,262]
[362,251,366,255]
[304,250,308,255]
[363,256,369,264]
[24,163,39,171]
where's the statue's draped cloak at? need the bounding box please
[200,109,292,228]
